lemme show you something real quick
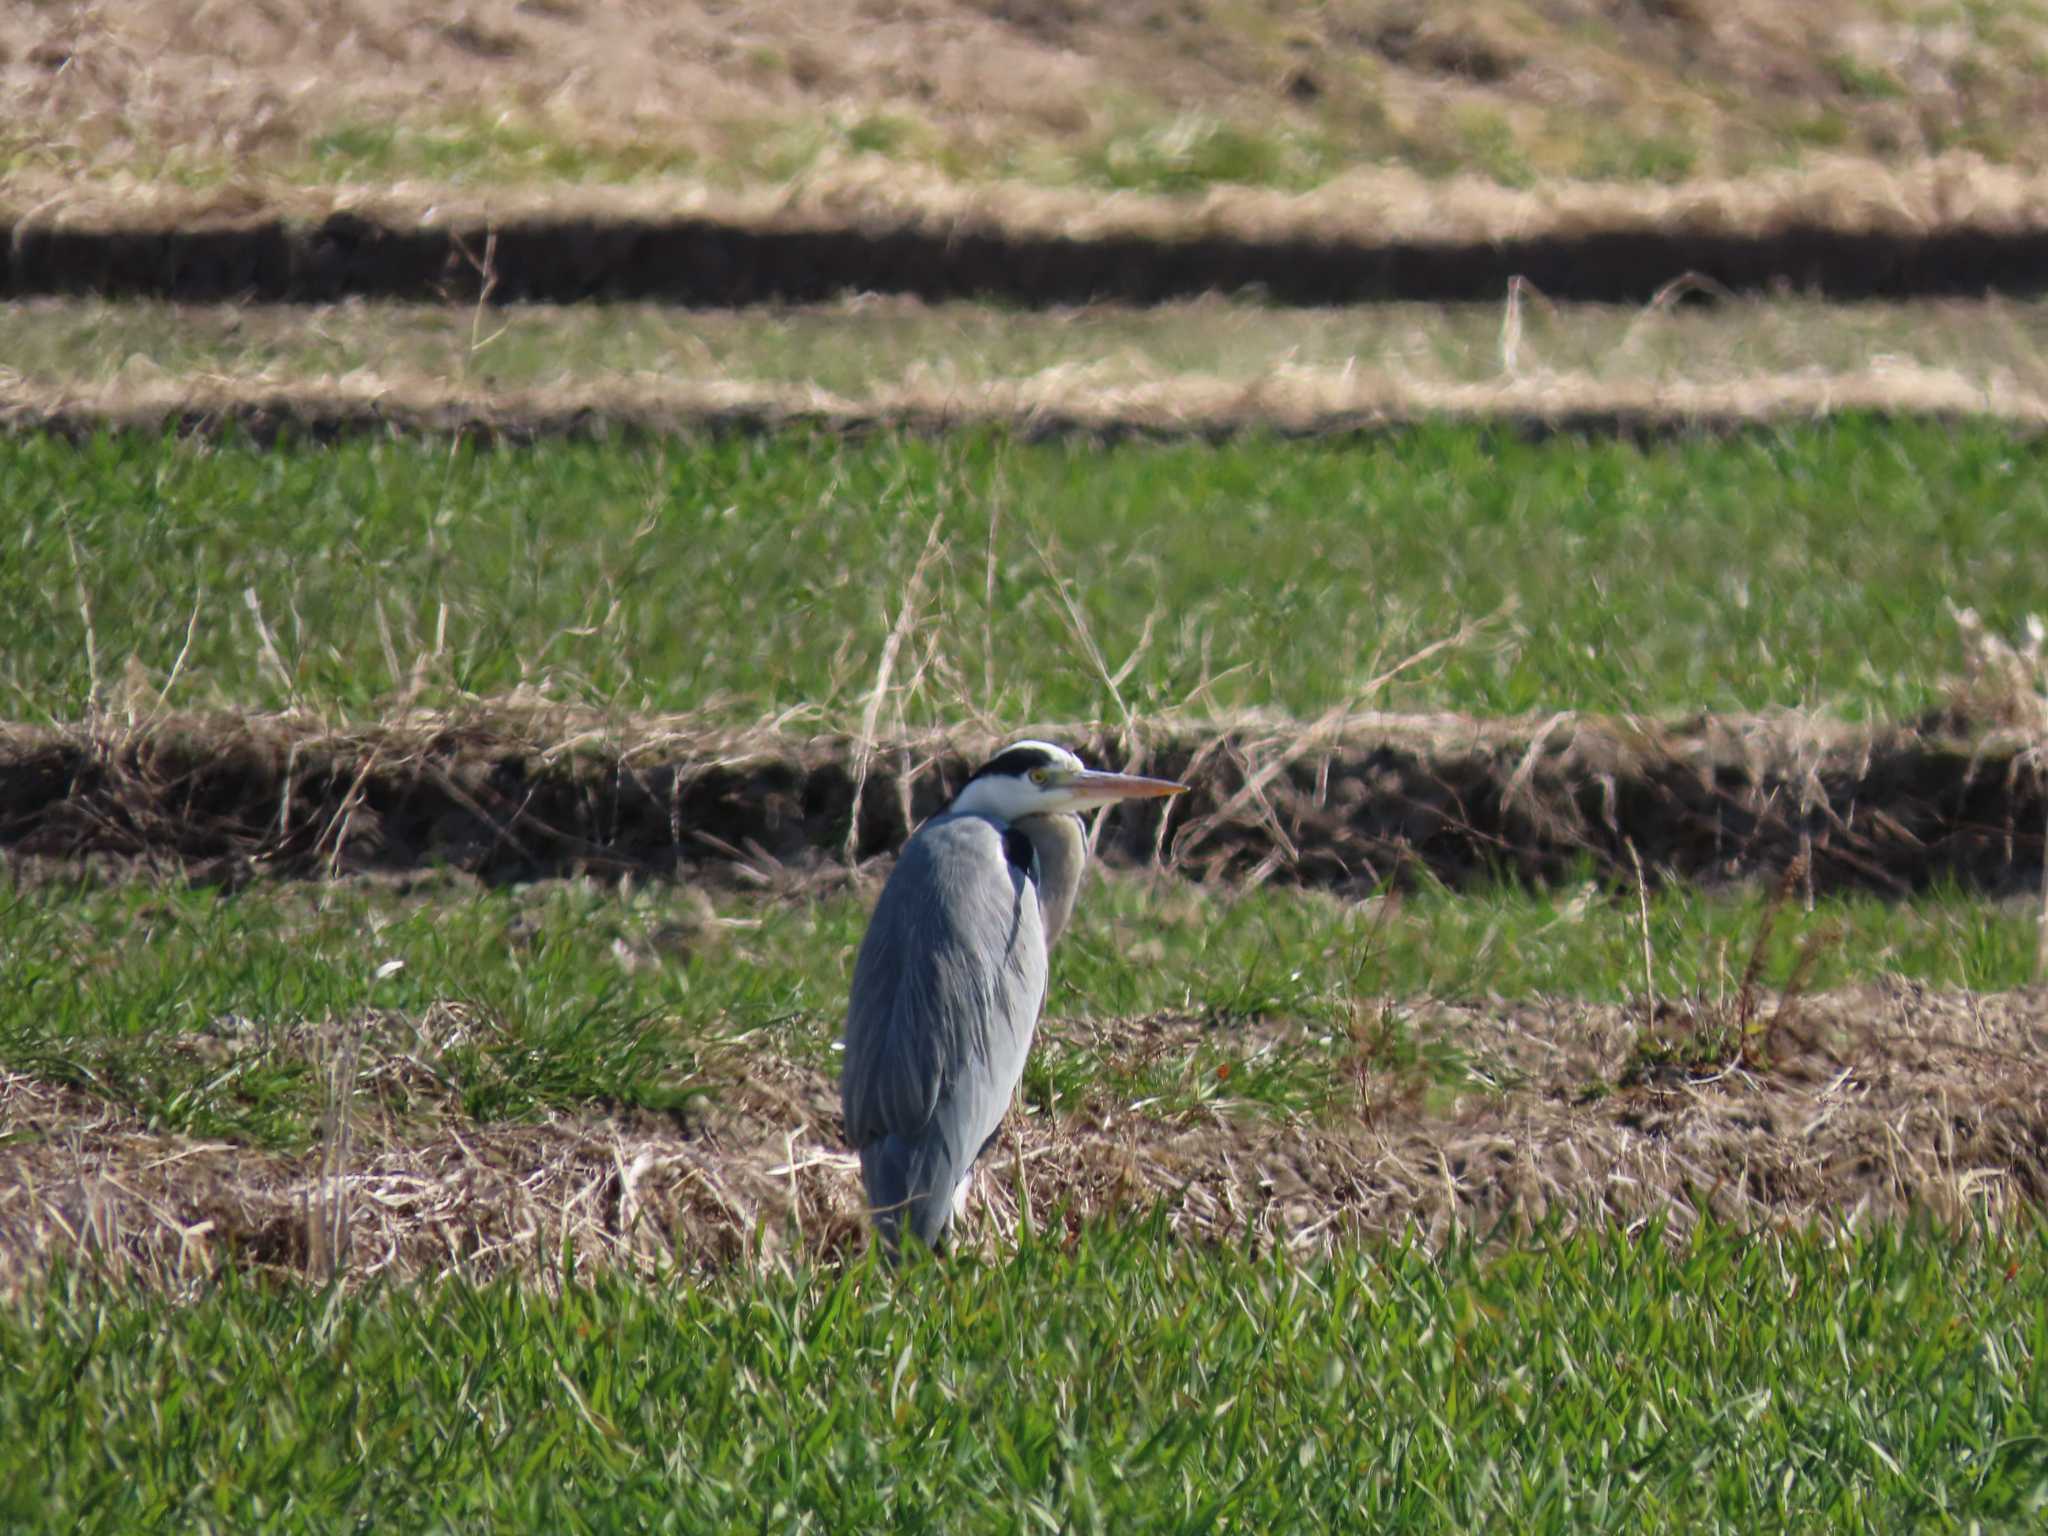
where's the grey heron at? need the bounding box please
[840,740,1188,1254]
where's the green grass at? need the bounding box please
[6,420,2048,725]
[306,118,702,184]
[301,113,939,191]
[1076,114,1344,194]
[296,107,1321,197]
[4,1218,2046,1532]
[1,871,2038,1149]
[19,295,2048,397]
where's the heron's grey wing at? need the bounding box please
[840,814,1048,1231]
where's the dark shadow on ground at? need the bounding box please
[2,717,2040,897]
[10,214,2048,306]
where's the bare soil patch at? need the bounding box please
[3,709,2043,896]
[6,979,2044,1292]
[16,161,2048,304]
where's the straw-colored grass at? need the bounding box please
[11,294,2048,416]
[4,974,2044,1295]
[6,0,2048,199]
[14,148,2048,248]
[3,697,2044,895]
[6,357,2047,441]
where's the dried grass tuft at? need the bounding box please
[1944,603,2048,733]
[4,703,2047,896]
[4,980,2046,1295]
[14,152,2048,250]
[6,365,2047,451]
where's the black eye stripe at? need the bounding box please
[969,745,1069,781]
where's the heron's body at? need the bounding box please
[839,743,1184,1253]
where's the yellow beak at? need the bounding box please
[1059,769,1190,804]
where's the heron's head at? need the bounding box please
[950,740,1188,823]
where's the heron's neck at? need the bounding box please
[1016,812,1087,947]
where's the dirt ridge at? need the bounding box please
[14,211,2048,307]
[6,980,2045,1291]
[10,370,2048,448]
[3,711,2042,895]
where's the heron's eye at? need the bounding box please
[1028,768,1048,784]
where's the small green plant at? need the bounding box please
[1826,53,1907,100]
[1573,126,1699,182]
[308,122,400,171]
[1623,856,1839,1083]
[1785,107,1853,148]
[1080,115,1334,194]
[844,113,915,157]
[307,118,698,184]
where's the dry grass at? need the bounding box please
[14,294,2048,409]
[6,0,2048,198]
[1947,602,2048,734]
[7,360,2048,445]
[4,702,2045,894]
[15,148,2048,248]
[5,977,2045,1295]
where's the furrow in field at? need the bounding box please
[15,157,2048,305]
[3,712,2041,895]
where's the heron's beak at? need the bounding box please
[1059,769,1190,805]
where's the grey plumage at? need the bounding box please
[839,741,1186,1253]
[841,814,1048,1251]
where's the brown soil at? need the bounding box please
[6,978,2044,1291]
[13,170,2048,305]
[4,709,2044,896]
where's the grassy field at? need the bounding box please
[7,405,2048,1532]
[14,1,2048,1527]
[5,1219,2045,1532]
[8,214,2048,1530]
[3,870,2041,1151]
[7,856,2048,1533]
[14,295,2048,399]
[6,419,2047,727]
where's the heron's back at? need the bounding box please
[841,812,1048,1248]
